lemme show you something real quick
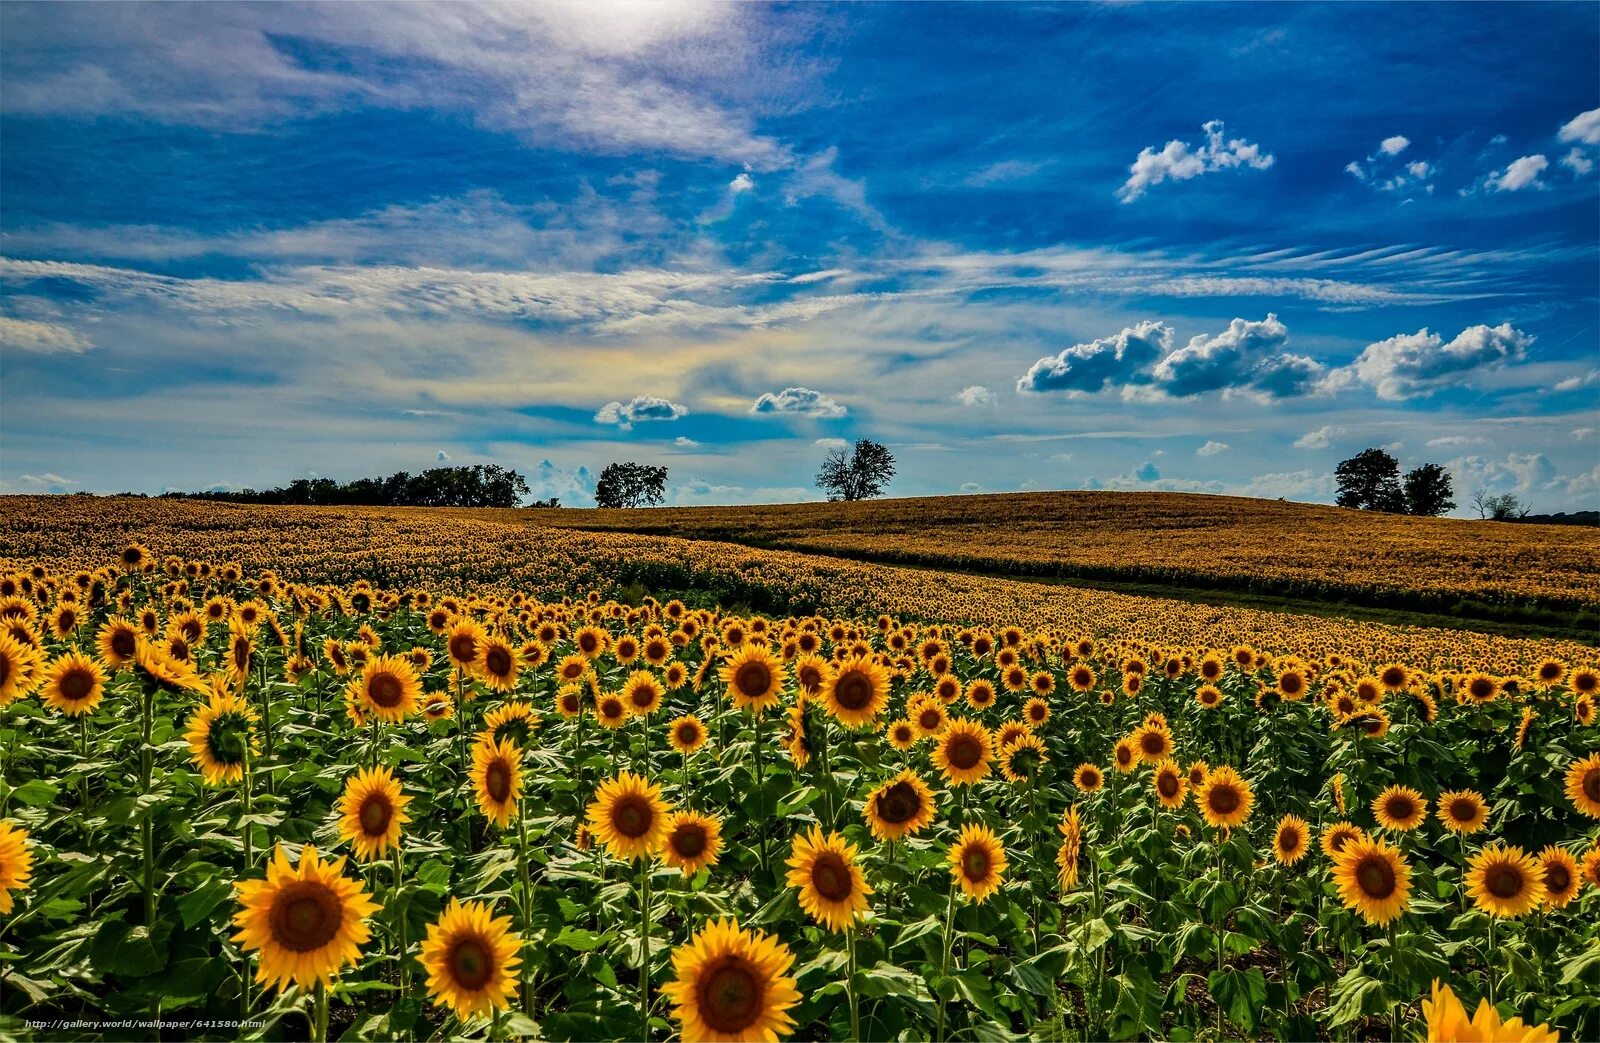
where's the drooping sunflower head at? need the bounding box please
[336,766,413,862]
[1073,762,1104,792]
[587,771,672,862]
[669,714,707,754]
[863,769,937,842]
[471,736,524,829]
[41,652,106,717]
[1466,843,1545,918]
[1436,790,1490,834]
[663,811,723,877]
[231,843,378,992]
[822,655,890,727]
[1197,765,1253,832]
[0,820,35,915]
[1331,835,1412,926]
[420,898,522,1021]
[480,701,540,748]
[1372,784,1428,832]
[1055,805,1083,892]
[185,688,260,786]
[1152,758,1187,809]
[932,718,993,787]
[785,826,872,932]
[1000,734,1047,784]
[1272,814,1311,866]
[662,919,801,1043]
[949,822,1007,903]
[135,638,206,694]
[1565,752,1600,819]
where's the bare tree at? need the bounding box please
[1471,489,1530,520]
[816,439,897,501]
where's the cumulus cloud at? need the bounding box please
[1346,136,1436,195]
[751,386,846,417]
[1560,148,1594,176]
[0,316,93,354]
[1294,425,1342,450]
[1380,135,1410,156]
[1558,107,1600,146]
[1485,154,1549,192]
[955,385,997,407]
[436,449,450,461]
[1117,120,1274,202]
[593,394,689,429]
[1337,323,1532,400]
[1016,321,1171,394]
[673,436,700,448]
[1196,440,1229,457]
[1151,314,1321,398]
[1449,452,1558,498]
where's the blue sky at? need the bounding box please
[2,2,1597,512]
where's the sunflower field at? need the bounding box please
[1,499,1598,1043]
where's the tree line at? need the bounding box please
[1335,447,1535,520]
[165,465,537,509]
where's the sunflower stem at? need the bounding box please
[638,860,653,1041]
[312,980,329,1043]
[752,708,769,877]
[394,842,409,994]
[1388,919,1401,1041]
[845,926,860,1042]
[140,679,156,926]
[934,879,958,1041]
[1487,915,1496,1008]
[517,807,535,1015]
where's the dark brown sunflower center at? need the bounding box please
[1544,862,1571,894]
[233,639,251,669]
[1470,679,1494,699]
[1082,769,1101,788]
[797,665,822,690]
[1385,797,1416,821]
[0,654,10,686]
[601,698,624,720]
[1279,827,1302,853]
[1576,673,1598,694]
[1157,773,1180,799]
[630,684,659,709]
[1355,856,1396,898]
[485,762,512,803]
[359,794,392,836]
[961,845,991,882]
[1029,704,1046,722]
[1208,785,1241,815]
[918,709,942,730]
[1140,732,1167,756]
[169,638,192,661]
[697,957,764,1034]
[875,782,922,825]
[485,647,513,678]
[1202,663,1221,680]
[676,724,701,745]
[1280,674,1304,695]
[448,937,495,991]
[1485,865,1523,899]
[1584,768,1600,803]
[811,852,854,901]
[1449,798,1478,823]
[450,635,477,663]
[946,734,982,770]
[60,668,95,701]
[671,824,707,859]
[612,796,653,838]
[1381,668,1405,688]
[578,633,599,654]
[1116,746,1133,765]
[733,662,772,699]
[269,882,343,953]
[834,672,873,710]
[110,628,137,658]
[1540,663,1562,681]
[368,673,404,708]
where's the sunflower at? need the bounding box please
[1276,668,1308,700]
[596,692,629,729]
[1576,696,1596,727]
[1466,843,1545,918]
[135,638,206,693]
[1131,723,1173,764]
[587,771,672,862]
[1461,672,1500,704]
[471,737,523,829]
[336,766,413,862]
[1564,752,1600,818]
[1320,822,1365,859]
[886,718,918,750]
[1112,738,1137,773]
[823,655,890,727]
[863,769,937,842]
[1422,980,1557,1043]
[1073,762,1104,793]
[1196,685,1224,709]
[781,701,812,768]
[573,624,609,660]
[1572,667,1599,696]
[1067,663,1097,693]
[966,678,998,711]
[1188,760,1211,789]
[480,701,540,748]
[0,632,41,707]
[719,645,785,716]
[1056,805,1083,891]
[475,635,521,692]
[622,670,666,717]
[232,843,378,992]
[422,691,455,722]
[420,898,522,1021]
[932,718,993,787]
[1377,663,1410,692]
[1000,734,1048,784]
[663,919,801,1043]
[909,695,948,737]
[1538,846,1579,910]
[185,687,260,785]
[949,822,1007,903]
[356,654,421,724]
[663,811,724,877]
[97,615,141,668]
[41,652,106,717]
[1022,697,1051,728]
[1436,790,1490,835]
[0,821,34,914]
[792,654,832,696]
[1331,835,1412,926]
[1371,784,1428,832]
[1272,814,1311,866]
[1152,759,1187,809]
[669,714,708,755]
[555,652,590,686]
[1197,765,1253,832]
[786,827,872,932]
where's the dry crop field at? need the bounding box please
[524,492,1600,624]
[0,495,1597,1043]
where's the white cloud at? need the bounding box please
[1485,154,1549,192]
[673,436,701,448]
[1293,425,1343,450]
[594,394,689,429]
[1196,440,1229,457]
[1346,137,1436,194]
[1151,314,1321,398]
[955,385,997,407]
[1555,369,1599,391]
[751,386,846,418]
[1379,135,1410,156]
[1572,427,1595,441]
[0,316,93,354]
[729,172,756,193]
[436,449,450,461]
[1017,321,1171,394]
[1338,323,1532,400]
[1560,148,1594,176]
[1558,107,1600,146]
[1448,452,1558,498]
[1425,435,1488,449]
[959,482,983,493]
[18,472,79,486]
[813,437,849,450]
[1117,120,1274,202]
